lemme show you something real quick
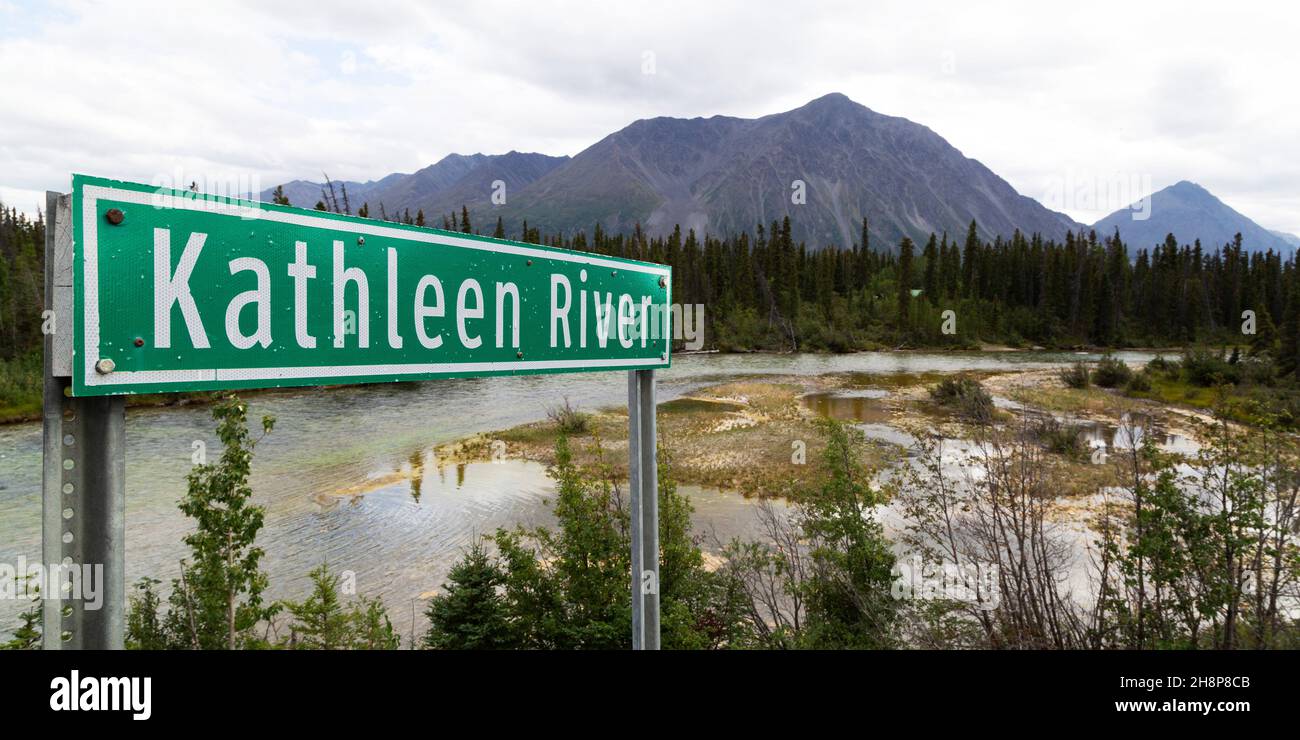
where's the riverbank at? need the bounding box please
[0,344,1198,425]
[433,359,1211,500]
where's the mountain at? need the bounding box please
[419,151,572,226]
[1270,230,1300,250]
[267,173,401,210]
[261,151,568,221]
[1092,180,1297,253]
[497,93,1080,248]
[264,93,1085,248]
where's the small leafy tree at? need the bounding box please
[350,598,401,650]
[163,397,275,649]
[125,577,167,650]
[512,434,630,648]
[796,422,898,649]
[1094,406,1300,650]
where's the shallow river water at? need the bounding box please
[0,349,1156,638]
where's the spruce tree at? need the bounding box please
[922,234,939,306]
[962,220,980,297]
[1280,276,1300,376]
[424,542,515,649]
[897,237,915,334]
[287,564,353,649]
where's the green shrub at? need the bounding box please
[1236,357,1276,385]
[1146,355,1179,377]
[1092,354,1133,388]
[929,376,994,422]
[1182,348,1238,386]
[1059,362,1091,389]
[1034,416,1084,458]
[546,396,590,434]
[1124,371,1153,394]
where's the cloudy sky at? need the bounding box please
[2,0,1297,233]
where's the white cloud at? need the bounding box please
[1,0,1297,234]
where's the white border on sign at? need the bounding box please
[80,184,672,388]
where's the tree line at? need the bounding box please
[7,196,1300,417]
[502,216,1297,358]
[6,195,1298,359]
[0,205,42,360]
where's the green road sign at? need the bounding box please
[69,175,672,396]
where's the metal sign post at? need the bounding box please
[43,191,127,649]
[628,368,660,649]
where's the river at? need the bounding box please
[0,349,1156,639]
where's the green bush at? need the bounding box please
[1146,355,1179,377]
[546,397,590,434]
[1092,354,1133,388]
[1058,362,1091,389]
[1034,416,1084,458]
[929,376,994,422]
[1124,371,1153,394]
[1182,348,1238,386]
[1236,357,1276,385]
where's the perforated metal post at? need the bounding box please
[43,190,126,650]
[628,371,643,648]
[627,368,659,650]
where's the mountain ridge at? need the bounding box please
[1091,180,1297,253]
[263,94,1292,253]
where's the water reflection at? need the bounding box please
[1074,413,1200,456]
[801,389,891,423]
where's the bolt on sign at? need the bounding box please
[69,175,672,395]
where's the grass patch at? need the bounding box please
[1012,384,1117,415]
[441,379,891,498]
[0,351,42,423]
[834,370,948,390]
[1127,374,1219,408]
[659,397,745,414]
